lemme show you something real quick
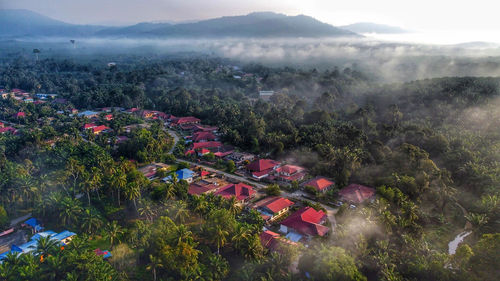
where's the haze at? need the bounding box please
[3,0,500,44]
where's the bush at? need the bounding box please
[264,184,281,196]
[0,205,8,228]
[304,185,318,196]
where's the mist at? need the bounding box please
[2,36,500,83]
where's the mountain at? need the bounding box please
[96,12,360,38]
[0,10,359,39]
[340,22,408,34]
[0,9,104,37]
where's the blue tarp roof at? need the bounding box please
[77,110,99,117]
[24,218,39,227]
[52,230,76,242]
[285,232,303,242]
[31,231,57,241]
[11,245,22,252]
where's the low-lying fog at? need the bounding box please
[2,36,500,82]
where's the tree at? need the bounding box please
[264,184,281,196]
[81,208,103,234]
[299,244,367,281]
[104,220,124,250]
[57,197,82,227]
[146,254,163,281]
[226,160,236,173]
[0,205,8,228]
[34,235,60,258]
[205,254,229,280]
[213,225,229,255]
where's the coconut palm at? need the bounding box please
[58,197,82,227]
[124,182,141,212]
[104,220,124,250]
[81,208,103,234]
[226,196,241,215]
[146,254,163,281]
[34,235,60,257]
[207,254,229,280]
[110,170,127,206]
[213,225,229,255]
[138,203,156,222]
[232,224,251,250]
[171,201,189,224]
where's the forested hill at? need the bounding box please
[0,10,359,38]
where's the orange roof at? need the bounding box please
[302,177,335,191]
[339,184,375,203]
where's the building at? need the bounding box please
[192,141,223,150]
[92,125,111,135]
[77,110,99,119]
[339,184,375,203]
[215,182,256,202]
[301,177,335,193]
[246,159,281,180]
[0,127,17,134]
[170,116,201,126]
[188,182,220,196]
[253,196,294,222]
[163,168,196,183]
[275,165,306,182]
[192,131,218,142]
[260,230,297,253]
[259,90,274,101]
[138,163,171,180]
[226,152,255,166]
[279,207,329,242]
[0,122,3,128]
[83,123,97,130]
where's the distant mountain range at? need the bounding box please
[0,10,360,39]
[340,22,408,34]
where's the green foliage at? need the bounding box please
[0,205,8,228]
[264,184,281,196]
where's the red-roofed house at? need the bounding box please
[14,112,26,118]
[279,207,329,239]
[104,114,113,121]
[254,196,294,222]
[275,165,306,182]
[246,159,281,180]
[301,177,335,193]
[198,148,211,156]
[215,182,256,202]
[188,183,219,196]
[171,116,201,126]
[83,123,97,130]
[192,141,223,150]
[126,108,139,113]
[92,125,111,135]
[0,127,16,134]
[339,184,375,203]
[192,124,218,133]
[0,122,4,128]
[192,131,218,142]
[260,230,297,253]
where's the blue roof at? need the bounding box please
[18,241,37,253]
[176,168,195,180]
[285,232,303,242]
[77,110,99,117]
[24,218,39,227]
[52,230,76,242]
[11,245,23,252]
[31,231,57,241]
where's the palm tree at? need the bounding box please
[34,235,60,258]
[213,225,229,255]
[146,254,163,281]
[81,208,103,234]
[232,224,251,250]
[104,221,124,250]
[138,202,156,222]
[175,224,194,246]
[124,182,141,212]
[58,197,82,227]
[171,201,189,224]
[465,213,489,232]
[165,183,175,200]
[190,195,208,218]
[110,170,127,206]
[226,196,241,215]
[207,254,229,280]
[43,254,65,280]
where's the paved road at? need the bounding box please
[167,129,179,153]
[9,213,32,227]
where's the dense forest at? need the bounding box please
[0,55,498,281]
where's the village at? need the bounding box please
[0,86,376,262]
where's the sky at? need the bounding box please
[2,0,500,43]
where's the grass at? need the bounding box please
[88,235,111,250]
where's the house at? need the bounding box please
[138,163,171,180]
[125,108,139,114]
[92,125,111,135]
[0,122,3,128]
[14,112,25,118]
[260,230,297,253]
[24,98,34,103]
[226,152,255,165]
[77,110,99,119]
[301,177,335,193]
[253,196,294,222]
[246,159,281,180]
[192,131,218,142]
[163,168,196,183]
[213,150,234,158]
[339,184,375,203]
[279,207,329,242]
[198,148,211,156]
[192,141,223,150]
[259,90,274,101]
[170,116,201,126]
[83,123,97,130]
[116,136,129,144]
[104,114,113,121]
[188,182,219,195]
[191,124,218,133]
[215,182,256,202]
[0,127,16,134]
[275,165,306,182]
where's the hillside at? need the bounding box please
[340,22,408,34]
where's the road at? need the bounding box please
[167,129,179,153]
[9,213,32,227]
